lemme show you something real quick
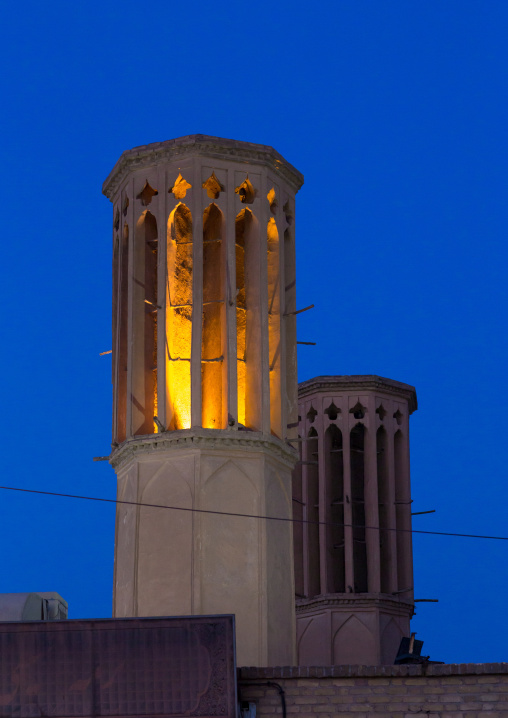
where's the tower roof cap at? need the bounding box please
[298,374,418,413]
[102,134,304,200]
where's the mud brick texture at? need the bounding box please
[238,663,508,718]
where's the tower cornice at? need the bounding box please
[110,428,299,472]
[102,134,304,200]
[298,374,418,413]
[296,593,414,616]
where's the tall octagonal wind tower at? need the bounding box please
[102,135,304,667]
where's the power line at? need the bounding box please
[0,484,507,542]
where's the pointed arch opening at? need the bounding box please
[324,402,340,421]
[202,203,225,428]
[133,210,158,436]
[377,426,390,593]
[267,217,281,437]
[306,405,317,423]
[166,203,193,430]
[235,208,261,429]
[350,423,367,592]
[306,427,320,598]
[325,424,344,593]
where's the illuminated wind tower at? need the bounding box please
[103,135,303,666]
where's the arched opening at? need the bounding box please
[202,171,224,199]
[133,210,158,436]
[166,203,193,430]
[235,208,261,429]
[325,424,345,593]
[306,427,320,598]
[267,187,277,214]
[350,423,367,592]
[324,402,340,420]
[235,176,256,204]
[169,173,191,200]
[292,436,305,598]
[202,203,225,429]
[394,430,410,591]
[307,405,317,423]
[283,226,297,438]
[267,217,281,437]
[116,224,129,442]
[377,426,390,593]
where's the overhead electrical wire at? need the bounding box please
[0,484,507,542]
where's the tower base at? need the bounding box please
[111,429,297,667]
[296,594,413,666]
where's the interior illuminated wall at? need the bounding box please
[166,203,193,430]
[202,203,225,429]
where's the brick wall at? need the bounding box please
[238,663,508,718]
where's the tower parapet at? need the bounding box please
[103,135,303,667]
[293,375,417,665]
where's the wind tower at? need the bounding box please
[293,375,417,665]
[103,135,303,667]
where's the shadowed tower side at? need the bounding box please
[293,375,417,666]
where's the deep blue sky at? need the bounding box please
[1,1,507,664]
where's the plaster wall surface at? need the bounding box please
[239,663,508,718]
[112,430,297,667]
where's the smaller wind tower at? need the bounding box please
[292,375,417,665]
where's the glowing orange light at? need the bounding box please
[166,203,193,430]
